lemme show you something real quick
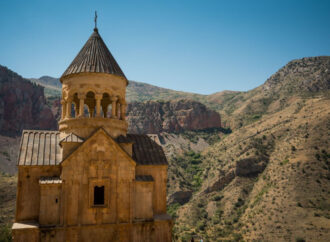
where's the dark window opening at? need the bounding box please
[94,186,105,205]
[55,198,58,203]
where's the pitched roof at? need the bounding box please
[116,134,168,165]
[59,133,84,146]
[18,130,62,166]
[18,130,168,166]
[61,28,126,80]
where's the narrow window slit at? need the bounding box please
[94,186,105,205]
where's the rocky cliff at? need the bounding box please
[126,99,221,134]
[0,65,57,136]
[167,56,330,241]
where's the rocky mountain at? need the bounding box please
[0,65,57,136]
[127,99,221,134]
[165,56,330,241]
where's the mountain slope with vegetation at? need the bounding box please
[167,56,330,241]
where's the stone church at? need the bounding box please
[12,25,172,241]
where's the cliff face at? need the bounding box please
[0,66,57,136]
[126,99,221,134]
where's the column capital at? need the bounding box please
[95,93,103,100]
[78,93,86,99]
[110,96,118,102]
[60,99,66,105]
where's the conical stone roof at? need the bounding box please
[61,28,126,80]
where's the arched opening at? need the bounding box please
[71,103,76,117]
[85,91,96,117]
[101,93,111,118]
[83,104,89,117]
[72,93,79,118]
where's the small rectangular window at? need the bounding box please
[94,186,105,205]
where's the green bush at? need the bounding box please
[0,225,12,242]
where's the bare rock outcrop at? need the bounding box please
[168,190,193,205]
[0,65,57,136]
[126,99,221,134]
[235,155,269,177]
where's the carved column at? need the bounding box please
[61,99,66,120]
[66,98,72,119]
[111,96,118,118]
[120,101,127,120]
[78,93,85,118]
[95,94,102,117]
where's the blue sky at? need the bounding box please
[0,0,329,94]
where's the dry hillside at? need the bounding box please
[167,56,330,241]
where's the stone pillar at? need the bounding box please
[61,100,66,120]
[116,102,120,119]
[66,98,72,119]
[120,101,127,120]
[95,94,102,117]
[111,96,118,118]
[89,108,94,118]
[78,94,85,118]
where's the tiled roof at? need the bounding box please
[117,134,168,165]
[39,177,62,184]
[61,28,126,80]
[59,133,84,146]
[136,175,154,182]
[18,130,62,166]
[18,130,168,166]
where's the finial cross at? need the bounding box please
[94,11,98,29]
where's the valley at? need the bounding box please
[0,56,329,241]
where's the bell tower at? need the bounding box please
[58,26,128,139]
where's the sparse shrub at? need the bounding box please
[197,202,204,208]
[297,202,302,207]
[213,195,223,201]
[315,153,321,160]
[0,224,12,242]
[291,145,296,151]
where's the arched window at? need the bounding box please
[85,91,96,117]
[72,93,79,117]
[101,93,111,118]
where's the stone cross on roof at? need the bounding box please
[94,11,98,30]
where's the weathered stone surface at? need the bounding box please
[0,65,57,136]
[126,99,221,134]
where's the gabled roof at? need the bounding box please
[18,130,62,166]
[17,130,168,166]
[61,28,126,80]
[59,133,84,147]
[116,134,168,165]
